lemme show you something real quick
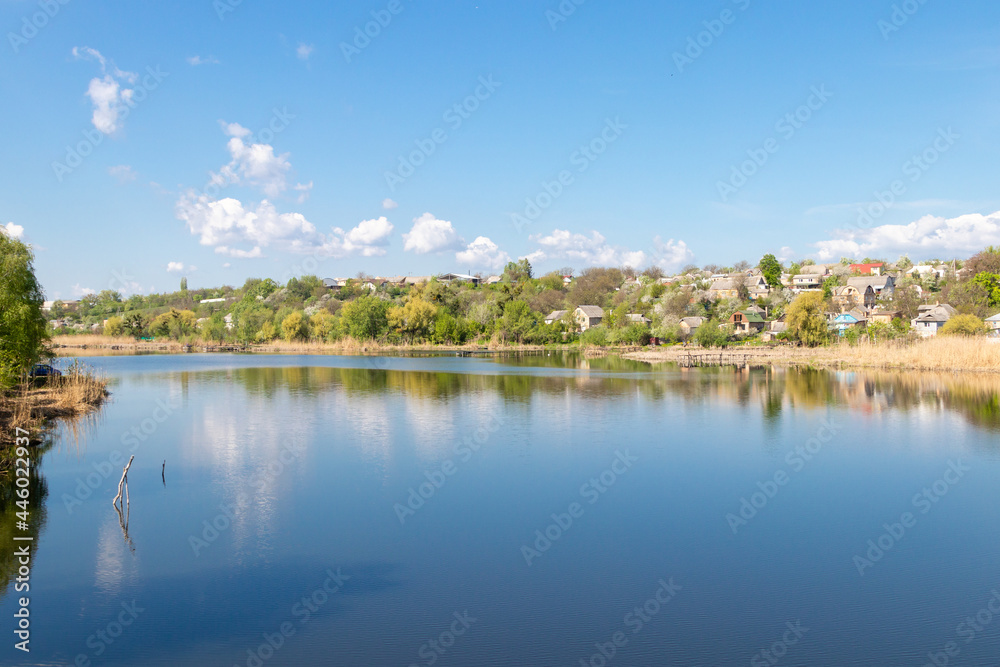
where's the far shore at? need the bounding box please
[622,336,1000,374]
[50,334,1000,374]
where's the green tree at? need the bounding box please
[180,277,188,292]
[971,273,1000,308]
[498,299,536,343]
[0,232,48,386]
[281,311,309,342]
[502,259,533,284]
[758,254,783,289]
[104,316,125,337]
[341,296,390,340]
[786,292,829,347]
[694,320,730,348]
[941,314,988,336]
[388,297,438,341]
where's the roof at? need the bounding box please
[576,305,605,318]
[914,304,958,322]
[847,276,894,291]
[680,317,705,327]
[626,314,651,324]
[849,262,884,271]
[709,279,735,291]
[544,310,568,321]
[987,313,1000,322]
[734,311,765,323]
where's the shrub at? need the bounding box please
[941,314,988,336]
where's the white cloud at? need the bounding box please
[187,55,220,66]
[813,210,1000,261]
[2,222,24,239]
[73,47,137,134]
[382,198,399,210]
[211,122,292,197]
[166,262,184,272]
[72,284,96,298]
[177,192,394,259]
[340,217,394,257]
[296,43,314,60]
[294,181,314,203]
[215,245,264,259]
[108,164,137,183]
[777,246,796,263]
[456,236,510,270]
[524,229,646,268]
[403,213,464,254]
[649,237,695,273]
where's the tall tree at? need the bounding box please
[0,232,48,387]
[786,292,829,347]
[758,254,783,288]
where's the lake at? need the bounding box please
[2,353,1000,666]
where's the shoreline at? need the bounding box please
[622,337,1000,374]
[49,335,1000,374]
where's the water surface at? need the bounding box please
[2,354,1000,666]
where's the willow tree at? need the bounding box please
[0,233,48,387]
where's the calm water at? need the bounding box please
[3,354,1000,666]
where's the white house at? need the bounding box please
[911,304,958,337]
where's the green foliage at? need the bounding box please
[502,258,533,284]
[180,277,188,292]
[758,254,783,288]
[388,297,437,340]
[341,296,390,340]
[0,233,49,386]
[971,272,1000,308]
[579,326,608,347]
[104,316,125,337]
[498,299,536,343]
[122,312,147,339]
[941,314,988,336]
[822,276,840,299]
[281,311,309,342]
[786,292,828,347]
[694,320,730,348]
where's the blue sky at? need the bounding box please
[2,0,999,299]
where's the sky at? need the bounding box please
[2,0,999,299]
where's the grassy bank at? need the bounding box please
[623,336,1000,373]
[0,363,109,468]
[51,334,571,356]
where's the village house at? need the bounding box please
[911,304,958,338]
[985,313,1000,336]
[792,274,824,290]
[544,310,568,325]
[730,310,766,335]
[438,273,481,286]
[846,275,896,304]
[849,262,884,276]
[869,310,903,325]
[625,314,651,325]
[708,275,769,300]
[832,311,867,336]
[574,306,605,331]
[679,317,704,339]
